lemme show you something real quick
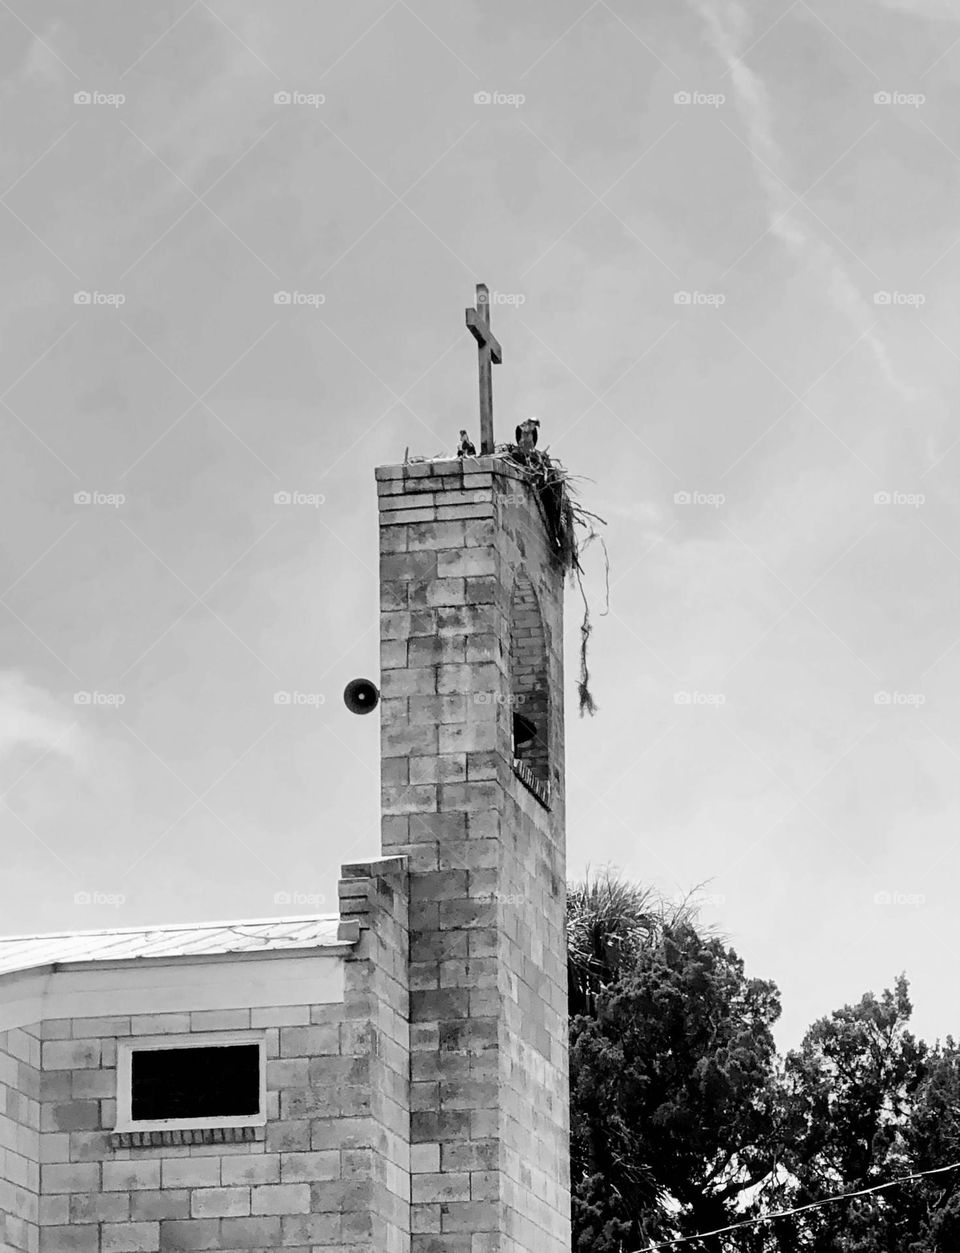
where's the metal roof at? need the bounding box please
[0,914,356,978]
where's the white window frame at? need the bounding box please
[115,1031,267,1133]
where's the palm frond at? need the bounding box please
[567,868,702,1014]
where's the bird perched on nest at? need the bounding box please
[457,429,476,457]
[515,417,540,451]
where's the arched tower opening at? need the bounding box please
[509,569,550,786]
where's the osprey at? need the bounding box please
[516,417,540,451]
[458,429,476,457]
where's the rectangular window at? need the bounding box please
[115,1033,266,1132]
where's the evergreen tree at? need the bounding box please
[567,874,960,1252]
[569,873,781,1249]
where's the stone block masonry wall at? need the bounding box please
[30,881,409,1253]
[0,1025,41,1253]
[338,854,411,1253]
[495,487,569,1253]
[36,1003,359,1252]
[377,456,570,1253]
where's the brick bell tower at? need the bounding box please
[376,454,570,1252]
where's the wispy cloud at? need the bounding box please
[17,23,68,87]
[0,672,84,768]
[691,0,916,401]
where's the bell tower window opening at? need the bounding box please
[509,571,550,788]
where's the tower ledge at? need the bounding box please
[375,452,534,483]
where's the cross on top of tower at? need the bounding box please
[465,282,502,456]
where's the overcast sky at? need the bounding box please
[2,0,960,1049]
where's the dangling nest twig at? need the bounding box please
[500,444,608,716]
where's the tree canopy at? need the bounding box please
[568,872,960,1252]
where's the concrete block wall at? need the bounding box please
[376,455,570,1253]
[338,854,412,1253]
[495,490,569,1253]
[0,1025,41,1253]
[27,890,408,1253]
[34,1003,355,1251]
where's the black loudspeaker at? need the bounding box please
[343,678,380,715]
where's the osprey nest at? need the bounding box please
[499,442,608,717]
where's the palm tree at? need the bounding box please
[567,869,702,1017]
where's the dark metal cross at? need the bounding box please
[465,282,502,455]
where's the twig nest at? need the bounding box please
[502,443,608,716]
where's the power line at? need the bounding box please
[631,1159,960,1250]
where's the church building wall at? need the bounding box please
[0,858,411,1253]
[0,1025,41,1253]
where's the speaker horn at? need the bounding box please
[343,677,380,715]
